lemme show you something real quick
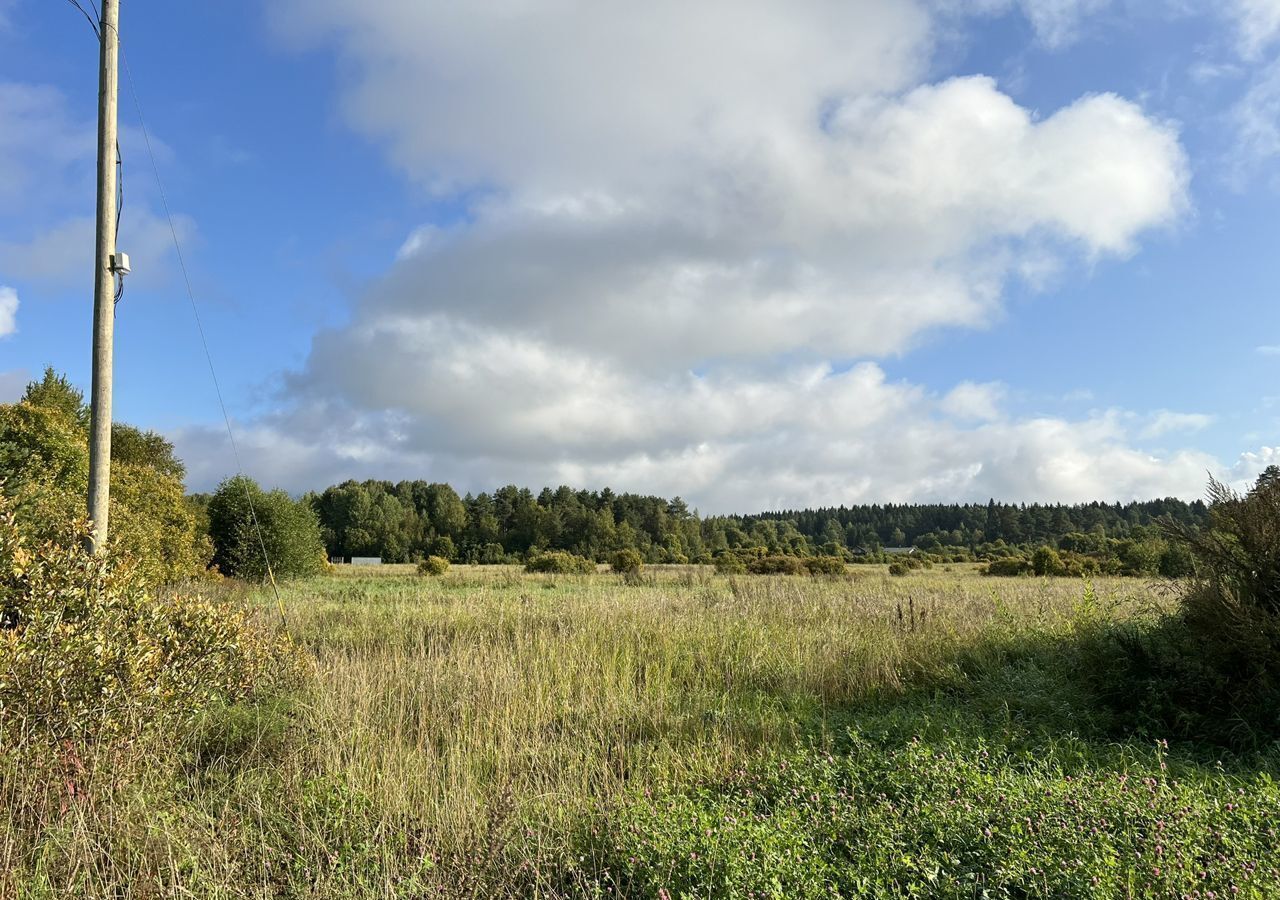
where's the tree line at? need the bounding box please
[251,476,1210,570]
[1,368,1215,582]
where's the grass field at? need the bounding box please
[6,567,1280,898]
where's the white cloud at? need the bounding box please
[1139,410,1214,438]
[1258,344,1280,355]
[1232,0,1280,59]
[303,74,1185,373]
[242,0,1200,508]
[174,368,1222,509]
[0,285,16,337]
[1230,446,1280,490]
[940,382,1007,422]
[274,0,933,194]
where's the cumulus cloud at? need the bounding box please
[940,382,1007,422]
[1230,446,1280,490]
[0,285,16,337]
[236,0,1205,508]
[174,370,1220,510]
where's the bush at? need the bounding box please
[803,555,846,576]
[1092,469,1280,744]
[0,493,297,748]
[525,551,595,575]
[1031,546,1066,577]
[713,553,746,575]
[207,475,326,582]
[426,535,456,561]
[747,555,806,576]
[477,542,508,565]
[417,555,450,576]
[1158,541,1195,578]
[983,557,1032,577]
[610,548,644,575]
[887,560,910,576]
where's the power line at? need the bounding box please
[114,142,124,307]
[64,0,99,38]
[119,49,288,627]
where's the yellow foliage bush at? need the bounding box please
[0,493,298,747]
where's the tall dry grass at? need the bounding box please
[2,567,1159,897]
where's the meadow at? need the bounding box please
[4,565,1279,898]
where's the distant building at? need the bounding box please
[882,547,918,556]
[351,557,383,566]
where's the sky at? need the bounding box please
[0,0,1278,513]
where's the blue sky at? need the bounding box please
[1,0,1278,512]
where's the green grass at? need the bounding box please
[4,567,1277,897]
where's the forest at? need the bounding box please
[249,476,1209,571]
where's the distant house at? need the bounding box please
[330,556,385,566]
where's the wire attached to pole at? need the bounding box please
[120,50,289,630]
[65,0,100,38]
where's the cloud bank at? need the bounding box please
[160,0,1277,508]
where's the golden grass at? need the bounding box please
[2,568,1161,897]
[278,568,1156,888]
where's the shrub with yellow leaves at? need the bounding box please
[0,491,299,748]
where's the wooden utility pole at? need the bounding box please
[87,0,120,554]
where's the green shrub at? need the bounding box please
[1158,541,1195,578]
[477,542,508,564]
[887,560,910,576]
[1117,538,1166,576]
[983,557,1032,577]
[426,535,456,561]
[803,555,846,576]
[747,555,806,575]
[713,553,747,574]
[0,493,297,748]
[525,551,595,575]
[1092,469,1280,744]
[609,548,644,575]
[1031,546,1066,576]
[207,475,326,582]
[417,555,450,576]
